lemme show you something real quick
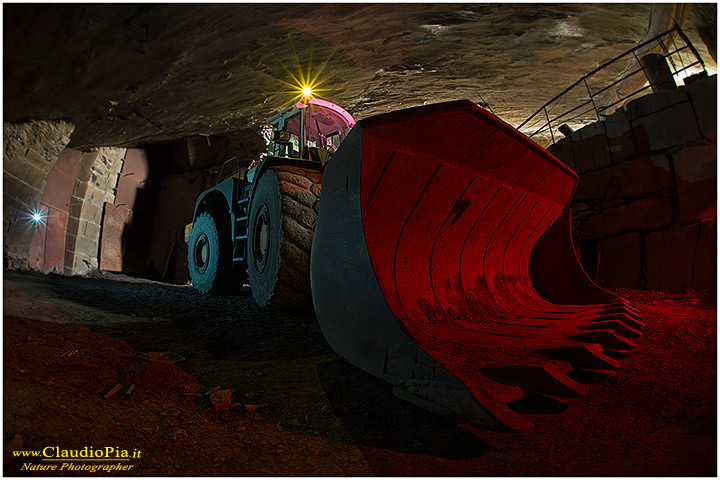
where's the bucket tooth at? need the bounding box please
[469,386,535,432]
[481,363,589,397]
[551,360,575,374]
[569,368,618,384]
[392,381,534,433]
[507,393,569,414]
[601,299,641,315]
[536,344,621,370]
[596,305,643,320]
[602,349,631,360]
[579,320,642,338]
[590,313,646,330]
[567,330,638,350]
[476,379,526,405]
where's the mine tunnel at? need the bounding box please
[3,4,717,476]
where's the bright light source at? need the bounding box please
[267,50,339,106]
[21,206,48,229]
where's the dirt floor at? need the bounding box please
[3,269,716,476]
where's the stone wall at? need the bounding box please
[3,120,129,274]
[548,74,716,293]
[3,120,75,269]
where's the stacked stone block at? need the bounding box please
[548,74,716,292]
[3,120,75,268]
[64,148,125,275]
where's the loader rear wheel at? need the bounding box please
[187,210,237,294]
[248,166,322,309]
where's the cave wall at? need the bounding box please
[2,122,126,275]
[548,74,717,292]
[3,120,75,269]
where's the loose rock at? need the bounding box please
[159,408,183,418]
[209,390,232,410]
[169,428,188,442]
[103,384,123,400]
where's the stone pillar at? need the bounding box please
[64,148,125,275]
[3,120,75,269]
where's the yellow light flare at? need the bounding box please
[262,45,340,108]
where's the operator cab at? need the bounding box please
[268,98,356,159]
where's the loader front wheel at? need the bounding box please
[248,166,322,309]
[187,210,236,294]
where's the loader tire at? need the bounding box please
[248,166,322,309]
[187,210,238,294]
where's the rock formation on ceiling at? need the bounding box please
[3,3,716,149]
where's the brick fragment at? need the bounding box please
[209,389,232,410]
[103,383,123,399]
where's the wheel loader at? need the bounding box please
[185,97,643,432]
[185,97,353,307]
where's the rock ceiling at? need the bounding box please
[3,3,716,149]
